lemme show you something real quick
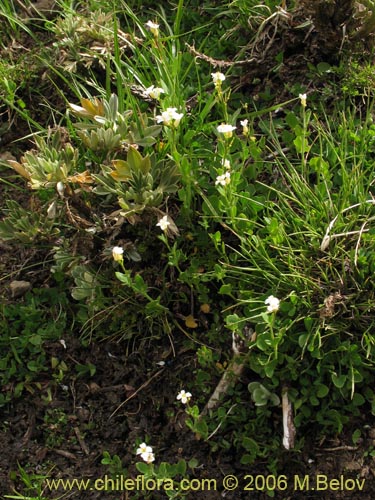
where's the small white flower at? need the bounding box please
[136,442,153,456]
[215,171,231,186]
[145,85,165,100]
[211,72,226,88]
[146,20,159,37]
[299,93,307,108]
[112,246,124,262]
[265,295,280,313]
[240,119,249,136]
[177,390,192,404]
[156,215,171,231]
[217,123,236,139]
[156,107,184,128]
[141,451,155,463]
[222,159,231,170]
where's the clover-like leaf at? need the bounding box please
[248,382,280,407]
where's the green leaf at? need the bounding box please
[264,360,277,378]
[253,389,268,406]
[303,316,314,332]
[158,462,168,477]
[188,458,198,469]
[145,299,168,316]
[219,283,232,295]
[298,333,310,348]
[270,393,280,406]
[352,429,361,444]
[127,145,143,171]
[225,313,240,328]
[293,134,310,154]
[194,419,208,439]
[256,331,273,352]
[133,274,148,294]
[309,395,319,406]
[212,231,221,243]
[136,462,150,474]
[29,334,42,346]
[139,155,151,175]
[285,111,299,130]
[316,61,332,74]
[115,271,132,286]
[331,373,346,388]
[240,453,256,465]
[242,437,259,452]
[176,459,187,475]
[315,384,329,398]
[352,393,365,406]
[75,363,96,377]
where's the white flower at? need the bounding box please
[222,159,231,170]
[141,451,155,463]
[265,295,280,313]
[240,119,249,136]
[156,107,184,128]
[299,93,307,108]
[146,20,159,37]
[136,442,153,456]
[145,85,165,100]
[156,215,171,231]
[217,123,236,139]
[112,246,124,262]
[177,390,192,404]
[215,171,231,186]
[211,72,225,88]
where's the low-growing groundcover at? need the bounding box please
[2,0,375,498]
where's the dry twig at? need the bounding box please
[109,368,165,420]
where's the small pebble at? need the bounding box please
[9,280,32,298]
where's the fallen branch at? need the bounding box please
[74,427,90,455]
[186,7,290,70]
[54,449,77,461]
[201,328,254,415]
[186,43,257,69]
[282,386,296,450]
[109,368,165,420]
[316,445,358,452]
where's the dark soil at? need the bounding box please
[1,329,375,499]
